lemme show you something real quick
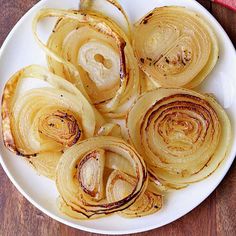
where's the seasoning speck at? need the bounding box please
[140,58,145,63]
[143,19,148,24]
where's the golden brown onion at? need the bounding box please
[106,170,162,218]
[127,88,231,186]
[32,8,139,118]
[1,65,100,178]
[133,7,218,88]
[56,136,148,219]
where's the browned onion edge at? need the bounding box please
[1,69,37,157]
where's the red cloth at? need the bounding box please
[213,0,236,11]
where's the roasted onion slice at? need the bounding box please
[133,7,218,88]
[1,65,98,178]
[32,8,139,118]
[127,88,231,186]
[56,136,148,219]
[106,170,162,218]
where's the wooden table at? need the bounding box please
[0,1,235,235]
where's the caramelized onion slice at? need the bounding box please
[56,136,147,219]
[32,8,139,118]
[106,170,162,218]
[1,65,98,178]
[127,88,231,186]
[133,6,218,88]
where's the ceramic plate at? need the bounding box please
[0,0,235,234]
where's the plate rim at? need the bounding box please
[0,0,235,234]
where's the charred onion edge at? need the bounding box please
[1,69,37,158]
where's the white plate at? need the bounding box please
[0,0,235,234]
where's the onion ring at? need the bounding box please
[133,6,218,88]
[127,88,231,186]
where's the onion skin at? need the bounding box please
[133,6,218,89]
[127,88,231,187]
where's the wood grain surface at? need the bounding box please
[0,1,235,236]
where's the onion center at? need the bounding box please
[38,110,81,147]
[78,40,120,90]
[94,54,113,69]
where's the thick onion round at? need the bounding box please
[32,8,139,118]
[106,170,162,218]
[133,7,218,88]
[56,136,149,219]
[127,88,231,186]
[1,65,99,178]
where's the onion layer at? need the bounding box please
[56,136,148,219]
[133,6,218,88]
[1,65,99,178]
[79,0,132,39]
[32,8,139,118]
[127,88,231,186]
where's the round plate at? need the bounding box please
[0,0,235,234]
